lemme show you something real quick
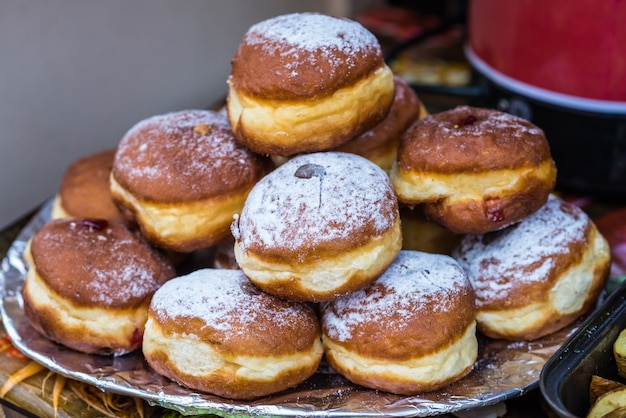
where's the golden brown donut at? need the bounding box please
[51,148,124,222]
[390,105,557,234]
[22,218,175,355]
[400,205,461,255]
[333,76,427,172]
[110,109,272,253]
[452,195,611,341]
[227,12,395,156]
[321,250,477,395]
[142,268,323,400]
[231,152,402,302]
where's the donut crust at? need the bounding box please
[333,76,427,172]
[390,106,557,234]
[23,218,175,355]
[452,195,611,340]
[322,251,477,394]
[232,152,402,302]
[110,109,272,252]
[52,148,124,222]
[227,13,395,156]
[142,269,323,399]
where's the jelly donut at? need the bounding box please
[452,195,610,341]
[51,148,124,222]
[110,109,272,253]
[321,250,477,395]
[142,268,323,400]
[390,105,557,234]
[333,76,427,172]
[231,152,402,302]
[227,12,395,156]
[22,218,175,355]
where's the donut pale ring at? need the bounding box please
[452,195,611,341]
[390,105,557,234]
[22,218,175,355]
[322,250,477,395]
[51,148,124,223]
[227,12,395,156]
[231,152,402,302]
[142,268,323,400]
[110,109,272,253]
[333,76,427,172]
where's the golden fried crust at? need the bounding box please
[232,152,402,301]
[142,269,323,399]
[396,106,553,173]
[110,109,272,252]
[321,251,477,394]
[333,76,427,172]
[22,277,147,355]
[227,13,395,156]
[53,148,124,222]
[229,13,385,100]
[233,152,399,260]
[111,109,272,202]
[400,206,461,255]
[28,218,175,308]
[391,106,557,233]
[452,195,611,340]
[22,218,175,355]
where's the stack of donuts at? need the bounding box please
[22,12,612,401]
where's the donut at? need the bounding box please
[110,109,272,253]
[227,12,395,156]
[51,148,124,222]
[22,218,175,355]
[390,105,557,234]
[210,237,239,270]
[400,206,461,255]
[231,152,402,302]
[321,250,477,395]
[142,268,323,400]
[333,75,427,172]
[452,194,611,341]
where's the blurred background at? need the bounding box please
[1,0,624,229]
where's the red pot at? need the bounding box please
[467,0,626,113]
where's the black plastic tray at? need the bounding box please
[541,279,626,417]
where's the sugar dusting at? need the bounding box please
[236,152,396,250]
[433,106,544,139]
[245,13,380,75]
[150,269,306,337]
[323,251,470,342]
[452,195,589,306]
[114,110,256,190]
[40,222,168,305]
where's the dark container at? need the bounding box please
[541,280,626,417]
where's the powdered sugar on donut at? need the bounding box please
[452,195,589,306]
[34,220,172,306]
[432,106,545,139]
[150,269,307,337]
[234,152,397,252]
[244,13,380,75]
[323,251,470,342]
[114,110,259,199]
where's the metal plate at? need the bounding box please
[0,200,586,417]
